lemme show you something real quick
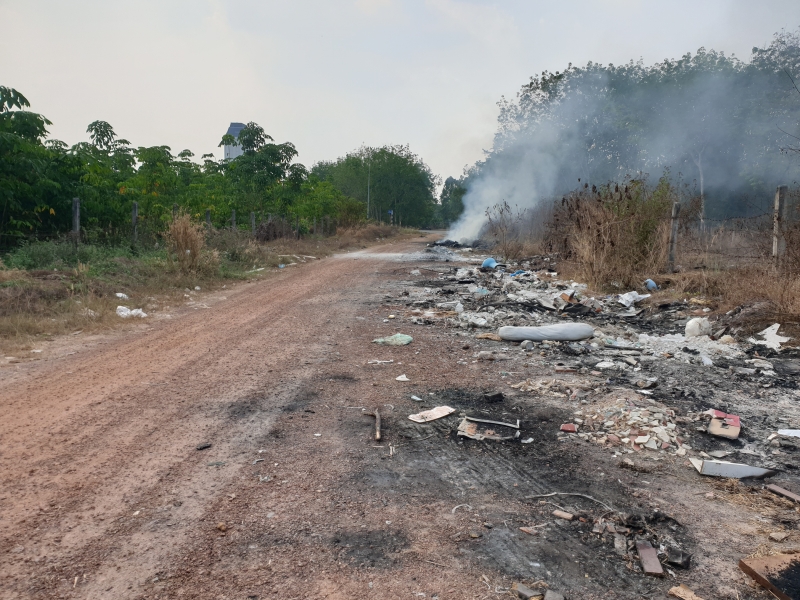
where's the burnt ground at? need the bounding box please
[0,234,799,599]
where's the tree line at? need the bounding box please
[446,28,800,238]
[0,92,441,249]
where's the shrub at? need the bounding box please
[165,212,205,273]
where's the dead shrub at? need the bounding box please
[548,177,672,289]
[165,212,205,273]
[485,201,527,261]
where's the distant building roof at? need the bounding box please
[226,122,246,138]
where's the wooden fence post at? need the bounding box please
[132,202,138,245]
[72,197,80,248]
[251,212,256,235]
[774,185,788,268]
[172,203,178,221]
[668,202,680,272]
[231,209,236,231]
[205,209,211,229]
[296,215,300,239]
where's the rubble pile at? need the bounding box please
[559,399,688,456]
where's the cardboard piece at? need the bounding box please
[705,409,741,439]
[408,406,455,423]
[739,554,800,600]
[689,457,776,479]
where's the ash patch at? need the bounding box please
[282,387,318,412]
[332,530,409,569]
[227,395,269,420]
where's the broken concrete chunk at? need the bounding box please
[614,533,627,555]
[636,540,664,577]
[552,510,574,521]
[543,591,564,600]
[689,458,776,479]
[739,554,800,600]
[769,532,790,542]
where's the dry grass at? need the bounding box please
[545,179,673,289]
[0,224,419,354]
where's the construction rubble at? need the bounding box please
[372,242,800,599]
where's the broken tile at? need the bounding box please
[636,540,664,577]
[560,423,577,433]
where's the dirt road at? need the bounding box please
[0,235,788,600]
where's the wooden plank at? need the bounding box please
[739,554,800,600]
[767,484,800,503]
[635,540,664,577]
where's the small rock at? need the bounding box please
[469,531,482,539]
[512,582,543,599]
[10,546,24,554]
[544,591,565,600]
[196,442,212,451]
[216,522,227,532]
[483,522,494,529]
[769,532,790,542]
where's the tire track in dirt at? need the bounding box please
[0,242,407,599]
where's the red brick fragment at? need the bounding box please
[560,423,577,433]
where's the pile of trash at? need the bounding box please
[558,399,688,456]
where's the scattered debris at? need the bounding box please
[769,532,790,542]
[685,317,712,338]
[482,257,498,269]
[560,423,578,433]
[739,554,800,600]
[668,585,705,600]
[527,491,613,511]
[482,391,505,403]
[498,323,594,342]
[410,395,423,402]
[666,547,692,569]
[519,527,539,536]
[511,582,542,599]
[476,332,503,341]
[618,291,651,307]
[543,591,565,600]
[373,333,413,346]
[689,458,776,479]
[778,429,800,438]
[465,415,519,429]
[115,292,129,299]
[457,418,520,441]
[408,406,455,423]
[195,442,212,451]
[636,540,664,577]
[116,306,147,318]
[396,374,410,381]
[749,323,791,351]
[552,510,574,521]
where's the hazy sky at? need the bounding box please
[2,1,799,179]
